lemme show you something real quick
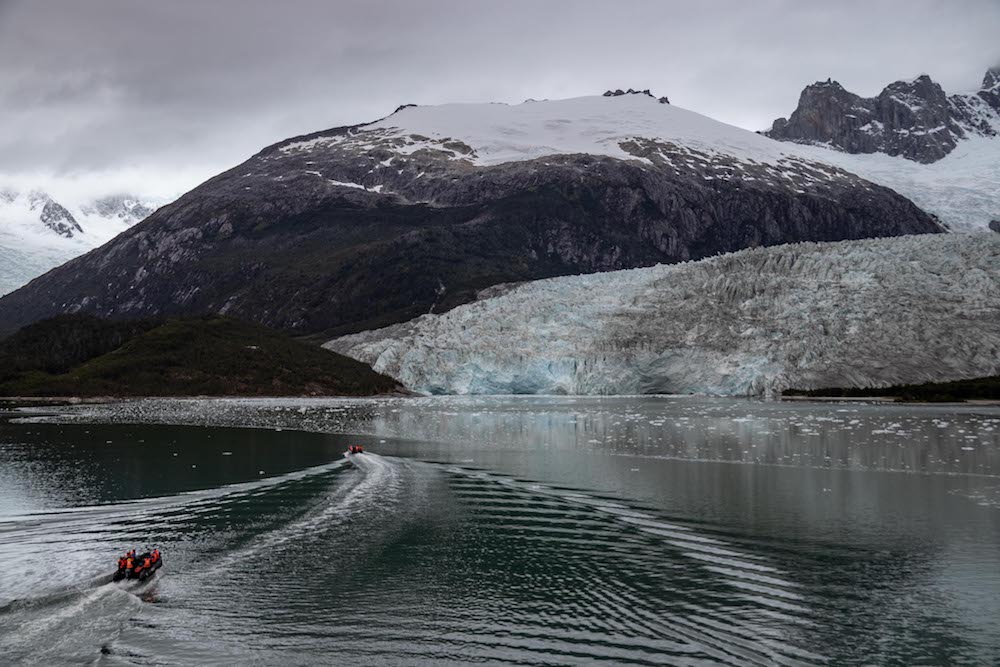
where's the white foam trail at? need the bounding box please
[199,454,399,572]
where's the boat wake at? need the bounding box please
[3,452,970,664]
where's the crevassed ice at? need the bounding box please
[326,234,1000,397]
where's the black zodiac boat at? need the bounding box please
[113,550,163,582]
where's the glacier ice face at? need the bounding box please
[327,234,1000,397]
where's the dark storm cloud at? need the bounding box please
[2,0,998,194]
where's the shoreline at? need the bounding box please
[4,391,1000,411]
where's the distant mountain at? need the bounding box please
[764,68,1000,231]
[766,67,1000,163]
[327,234,1000,397]
[0,189,157,296]
[0,92,939,338]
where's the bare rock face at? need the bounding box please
[979,66,1000,107]
[602,88,669,103]
[767,69,1000,163]
[0,96,942,339]
[32,194,83,238]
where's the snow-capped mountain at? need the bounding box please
[0,91,938,337]
[327,234,1000,397]
[766,67,1000,231]
[0,189,156,296]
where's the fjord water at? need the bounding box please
[1,398,999,665]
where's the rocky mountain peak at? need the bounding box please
[984,66,1000,91]
[766,67,1000,163]
[602,88,669,103]
[978,66,1000,112]
[25,191,83,238]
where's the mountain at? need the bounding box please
[326,234,1000,397]
[0,92,940,338]
[0,314,403,397]
[766,68,1000,163]
[0,189,156,296]
[765,68,1000,231]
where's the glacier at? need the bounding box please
[326,234,1000,397]
[795,134,1000,232]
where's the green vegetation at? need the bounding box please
[0,315,402,397]
[784,376,1000,403]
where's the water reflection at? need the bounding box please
[364,396,1000,477]
[0,397,998,664]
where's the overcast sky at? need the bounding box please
[2,0,998,199]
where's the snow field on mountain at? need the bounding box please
[365,94,800,167]
[797,133,1000,231]
[327,234,1000,397]
[282,92,997,230]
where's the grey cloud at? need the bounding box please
[1,0,998,194]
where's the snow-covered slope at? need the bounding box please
[796,136,1000,232]
[793,136,1000,232]
[280,91,869,186]
[327,234,1000,397]
[0,189,157,296]
[323,93,797,166]
[277,89,998,231]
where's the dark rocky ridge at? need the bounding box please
[0,105,942,339]
[603,88,670,104]
[766,68,1000,163]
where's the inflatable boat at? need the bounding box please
[113,550,163,582]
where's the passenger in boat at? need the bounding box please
[143,556,151,569]
[125,556,133,570]
[152,549,159,562]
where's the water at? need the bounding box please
[1,396,999,665]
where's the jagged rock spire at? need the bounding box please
[766,67,1000,163]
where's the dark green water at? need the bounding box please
[1,397,999,665]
